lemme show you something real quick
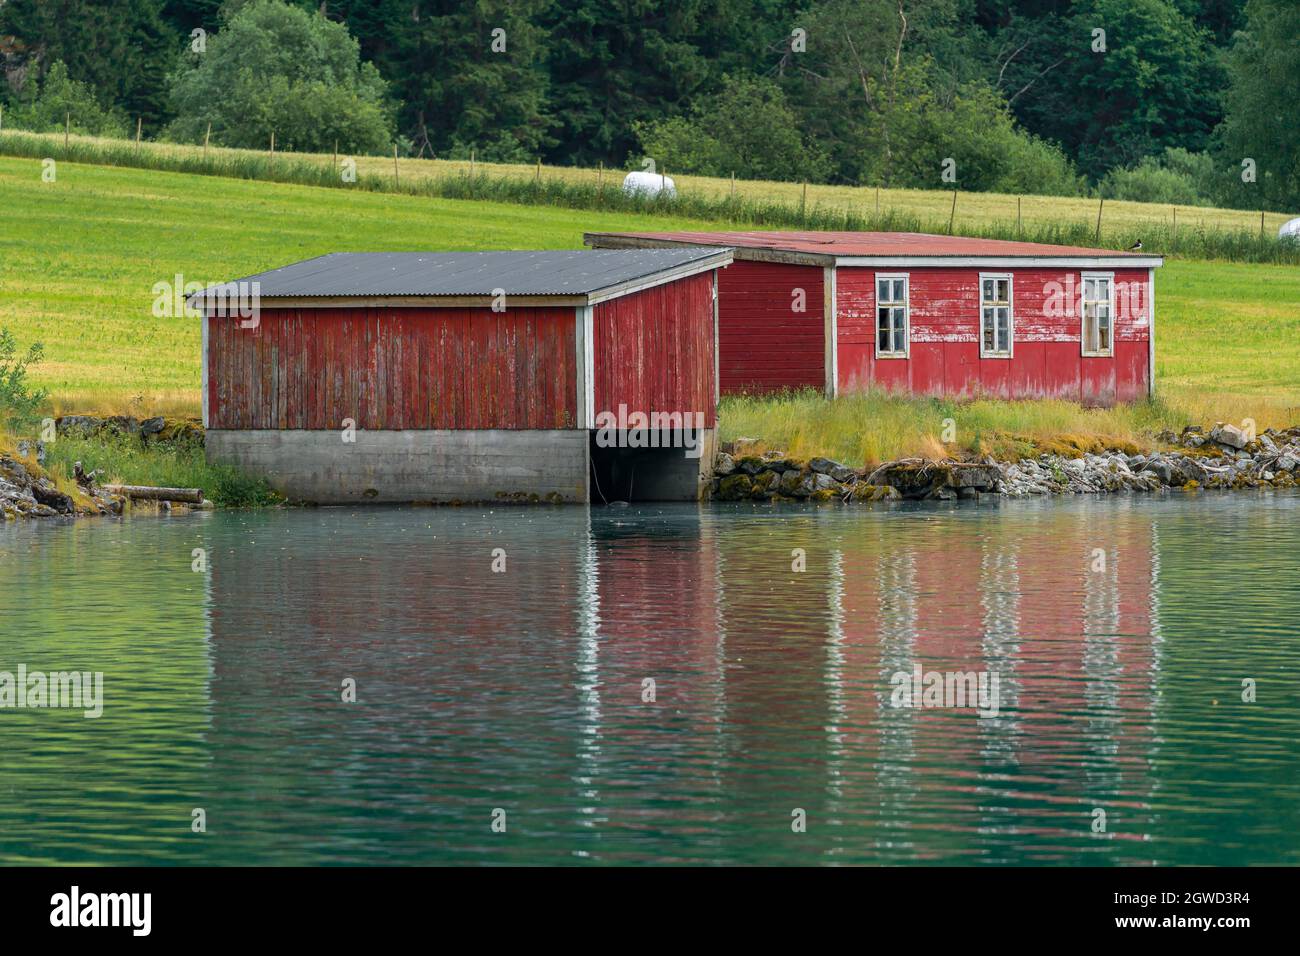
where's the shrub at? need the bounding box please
[0,327,49,429]
[3,61,129,137]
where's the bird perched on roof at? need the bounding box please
[1128,240,1143,251]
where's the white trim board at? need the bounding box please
[823,265,838,398]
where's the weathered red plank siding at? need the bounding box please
[717,260,823,393]
[835,266,1151,404]
[592,271,718,427]
[207,307,577,430]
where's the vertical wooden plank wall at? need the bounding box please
[207,306,578,430]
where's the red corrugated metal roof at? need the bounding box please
[587,230,1152,260]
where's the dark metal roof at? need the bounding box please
[586,230,1164,267]
[193,249,730,301]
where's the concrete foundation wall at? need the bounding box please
[207,429,590,504]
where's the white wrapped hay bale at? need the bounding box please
[622,170,676,199]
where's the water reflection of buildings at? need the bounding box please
[205,503,1162,863]
[576,503,1163,861]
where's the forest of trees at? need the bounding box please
[0,0,1295,210]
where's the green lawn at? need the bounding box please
[2,155,1297,463]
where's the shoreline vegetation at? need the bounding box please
[3,407,1298,521]
[1,129,1296,266]
[0,416,276,518]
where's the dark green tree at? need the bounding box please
[994,0,1224,177]
[0,0,175,129]
[166,0,393,152]
[634,73,832,181]
[1216,0,1300,209]
[4,60,130,136]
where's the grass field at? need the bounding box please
[3,129,1296,263]
[2,154,1297,465]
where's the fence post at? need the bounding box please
[65,113,70,149]
[204,121,211,159]
[1260,210,1265,238]
[1017,196,1022,237]
[270,131,275,163]
[1172,207,1178,253]
[948,189,958,234]
[470,147,476,178]
[801,182,807,221]
[731,172,736,200]
[1095,196,1104,242]
[135,116,142,155]
[393,144,399,186]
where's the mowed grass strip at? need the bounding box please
[5,129,1295,244]
[1,156,1296,463]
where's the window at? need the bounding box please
[876,274,908,357]
[1081,272,1114,357]
[980,274,1013,358]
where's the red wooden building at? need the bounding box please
[194,249,730,504]
[586,231,1164,405]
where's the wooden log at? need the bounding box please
[104,484,205,504]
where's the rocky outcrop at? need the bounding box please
[53,415,205,446]
[0,450,124,519]
[711,423,1300,503]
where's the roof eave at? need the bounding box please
[186,250,734,312]
[834,255,1166,269]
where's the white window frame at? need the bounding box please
[874,272,910,359]
[1080,271,1115,358]
[979,272,1014,359]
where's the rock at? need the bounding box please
[830,464,857,483]
[0,456,30,484]
[1209,422,1248,449]
[713,452,736,476]
[949,463,1001,491]
[749,470,780,498]
[102,415,141,436]
[811,472,838,492]
[850,483,901,502]
[716,474,753,501]
[30,480,74,514]
[57,415,103,436]
[865,459,1001,499]
[791,474,817,498]
[141,416,167,435]
[778,470,804,496]
[760,453,800,473]
[1277,454,1297,472]
[809,456,844,475]
[1176,456,1209,483]
[736,456,766,476]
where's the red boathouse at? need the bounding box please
[194,249,731,504]
[585,231,1164,405]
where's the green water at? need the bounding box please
[0,493,1297,865]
